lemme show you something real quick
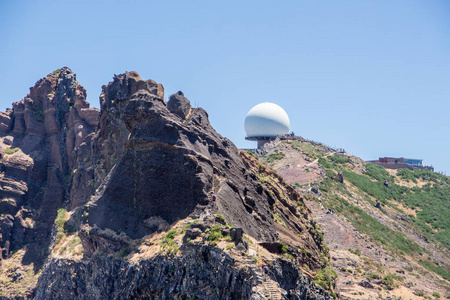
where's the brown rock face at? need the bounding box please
[1,70,331,299]
[76,72,278,242]
[167,91,191,119]
[0,67,99,267]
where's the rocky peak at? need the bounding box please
[1,70,332,299]
[0,68,99,285]
[167,90,191,119]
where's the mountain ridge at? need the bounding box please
[0,69,332,299]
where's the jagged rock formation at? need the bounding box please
[0,67,98,269]
[0,69,332,299]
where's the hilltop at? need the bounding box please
[0,69,333,299]
[255,138,449,299]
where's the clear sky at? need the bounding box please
[1,1,449,173]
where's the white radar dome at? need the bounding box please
[244,102,290,137]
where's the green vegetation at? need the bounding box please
[265,149,285,163]
[165,230,177,240]
[312,149,450,282]
[332,197,423,255]
[181,220,199,232]
[366,273,381,280]
[329,155,349,164]
[290,140,324,159]
[348,248,361,256]
[33,109,45,122]
[280,242,288,254]
[340,167,449,249]
[314,264,338,291]
[381,273,404,288]
[4,147,19,155]
[54,208,67,245]
[119,248,130,257]
[216,213,226,223]
[364,163,390,181]
[50,68,62,76]
[318,157,331,169]
[208,225,223,243]
[246,149,257,159]
[273,214,287,228]
[419,260,450,281]
[160,230,179,256]
[225,244,234,250]
[432,292,441,298]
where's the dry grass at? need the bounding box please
[0,249,40,298]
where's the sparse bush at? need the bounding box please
[314,264,338,291]
[4,147,19,155]
[216,213,226,223]
[246,150,257,158]
[366,273,381,280]
[160,230,179,256]
[414,290,425,297]
[273,214,287,228]
[329,155,349,164]
[266,150,285,163]
[419,260,450,281]
[280,242,288,254]
[165,230,177,240]
[348,248,361,256]
[208,225,223,242]
[54,209,67,245]
[119,248,130,257]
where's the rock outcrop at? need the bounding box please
[0,68,99,269]
[1,69,332,299]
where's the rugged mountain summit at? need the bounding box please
[0,67,98,282]
[0,70,333,299]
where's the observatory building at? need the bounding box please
[244,102,290,149]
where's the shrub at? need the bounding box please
[119,248,130,257]
[273,214,287,228]
[381,273,397,287]
[280,242,288,254]
[164,230,177,240]
[314,265,338,291]
[364,163,390,181]
[419,260,450,281]
[318,157,331,169]
[246,150,257,158]
[348,249,361,256]
[160,230,179,256]
[266,150,285,163]
[54,209,67,245]
[4,147,19,155]
[208,225,223,242]
[432,292,441,298]
[216,213,226,223]
[329,155,349,164]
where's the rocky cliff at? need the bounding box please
[0,69,333,299]
[0,68,99,297]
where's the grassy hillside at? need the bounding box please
[256,138,450,299]
[318,155,449,277]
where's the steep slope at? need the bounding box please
[257,138,449,299]
[0,68,99,298]
[1,70,334,299]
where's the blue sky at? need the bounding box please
[1,1,449,173]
